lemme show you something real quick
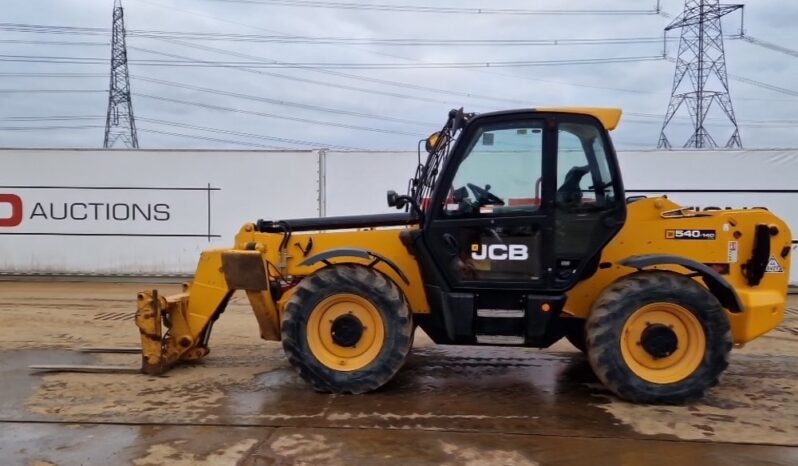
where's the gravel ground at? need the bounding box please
[0,282,796,465]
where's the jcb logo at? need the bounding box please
[471,244,529,261]
[0,194,23,227]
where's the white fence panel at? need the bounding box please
[2,148,796,282]
[0,149,319,275]
[323,151,417,217]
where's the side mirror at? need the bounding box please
[387,190,425,222]
[386,190,406,209]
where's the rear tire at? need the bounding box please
[586,271,732,404]
[281,264,412,394]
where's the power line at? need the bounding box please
[136,35,670,47]
[130,72,435,126]
[0,89,105,93]
[135,39,513,106]
[0,15,694,98]
[0,17,685,102]
[662,55,798,100]
[0,116,353,149]
[0,22,680,47]
[149,2,676,97]
[5,77,785,124]
[172,37,667,99]
[0,23,108,35]
[0,49,513,135]
[741,35,798,59]
[0,123,295,149]
[9,110,798,127]
[134,93,423,137]
[191,0,661,16]
[0,72,108,78]
[136,127,292,149]
[137,117,363,149]
[134,0,673,98]
[627,115,798,126]
[0,29,531,107]
[0,60,665,105]
[0,39,108,46]
[1,21,666,72]
[141,26,736,99]
[0,125,105,131]
[1,85,791,126]
[6,13,794,134]
[0,53,666,69]
[730,75,798,98]
[0,115,105,121]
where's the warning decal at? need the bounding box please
[765,255,784,273]
[727,241,738,263]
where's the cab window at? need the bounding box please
[556,122,616,211]
[443,121,544,217]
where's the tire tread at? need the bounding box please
[281,264,412,394]
[586,271,732,404]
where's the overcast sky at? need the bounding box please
[0,0,796,151]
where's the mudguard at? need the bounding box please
[619,254,743,313]
[300,247,410,285]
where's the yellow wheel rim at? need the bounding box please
[306,293,385,372]
[620,302,706,384]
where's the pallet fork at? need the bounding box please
[30,249,282,375]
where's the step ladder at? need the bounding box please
[475,308,526,345]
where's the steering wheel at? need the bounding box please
[467,183,505,207]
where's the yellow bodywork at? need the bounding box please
[565,197,792,344]
[135,195,791,373]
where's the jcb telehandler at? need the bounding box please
[97,108,797,403]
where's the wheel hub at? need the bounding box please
[331,314,364,348]
[640,323,678,359]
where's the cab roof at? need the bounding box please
[537,107,623,131]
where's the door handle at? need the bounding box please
[442,233,459,256]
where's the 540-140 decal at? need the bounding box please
[665,229,717,240]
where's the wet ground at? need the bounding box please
[0,282,796,465]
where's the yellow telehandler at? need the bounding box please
[48,108,795,403]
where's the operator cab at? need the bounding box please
[392,108,627,345]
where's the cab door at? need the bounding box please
[423,112,625,292]
[424,115,553,290]
[551,118,626,288]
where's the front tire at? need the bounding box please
[586,271,732,404]
[281,264,412,394]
